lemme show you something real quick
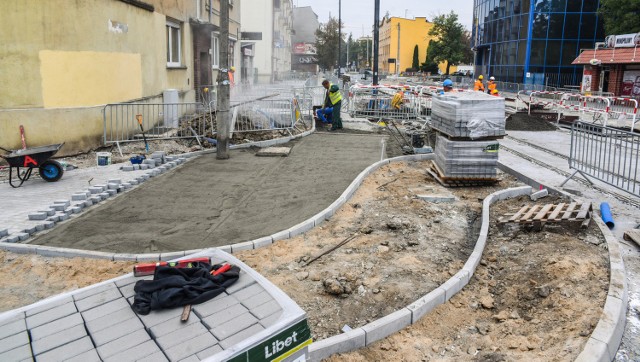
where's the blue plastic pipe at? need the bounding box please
[600,202,615,229]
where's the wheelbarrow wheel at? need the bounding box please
[39,160,64,182]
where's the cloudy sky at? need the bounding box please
[294,0,475,37]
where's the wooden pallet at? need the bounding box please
[499,202,592,230]
[427,161,498,187]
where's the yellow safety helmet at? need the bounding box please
[478,75,484,80]
[230,66,235,72]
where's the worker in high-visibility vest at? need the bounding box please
[316,80,343,131]
[474,75,485,92]
[487,76,497,94]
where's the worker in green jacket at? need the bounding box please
[316,79,343,131]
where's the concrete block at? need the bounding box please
[28,212,48,221]
[362,308,412,345]
[156,322,209,350]
[92,317,144,346]
[140,164,150,170]
[217,244,232,253]
[308,328,366,362]
[105,189,116,196]
[96,329,151,359]
[193,294,240,318]
[99,192,110,200]
[121,165,134,171]
[442,270,470,301]
[0,344,32,362]
[252,236,273,249]
[88,196,101,204]
[26,302,77,329]
[574,338,610,362]
[240,291,272,310]
[43,209,56,216]
[122,182,132,189]
[54,200,70,208]
[530,189,549,201]
[65,348,102,362]
[75,287,122,312]
[69,206,82,214]
[0,229,8,237]
[86,306,136,335]
[271,229,290,242]
[103,340,163,362]
[407,287,446,324]
[589,296,626,360]
[288,219,315,238]
[211,312,259,341]
[1,235,20,243]
[107,183,119,190]
[88,186,102,194]
[80,298,130,322]
[26,296,74,317]
[113,253,138,261]
[0,330,29,353]
[34,335,93,362]
[107,178,121,184]
[84,199,94,207]
[196,345,224,360]
[136,253,160,262]
[417,194,456,203]
[50,204,65,212]
[148,311,199,338]
[164,332,219,361]
[16,233,29,241]
[129,179,139,185]
[34,223,46,232]
[71,193,87,201]
[41,221,55,230]
[22,225,37,235]
[143,159,156,167]
[58,213,70,221]
[32,324,87,356]
[225,272,257,294]
[250,299,282,320]
[219,323,265,350]
[201,303,249,329]
[607,266,627,301]
[231,241,254,253]
[137,305,185,327]
[0,318,26,340]
[462,251,484,276]
[72,202,86,210]
[30,313,84,341]
[46,215,59,222]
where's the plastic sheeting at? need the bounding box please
[431,92,506,139]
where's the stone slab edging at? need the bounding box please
[307,185,533,361]
[498,160,628,362]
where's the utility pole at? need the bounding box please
[373,0,380,85]
[338,0,342,77]
[346,36,350,71]
[216,0,230,159]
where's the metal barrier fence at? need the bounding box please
[102,102,209,146]
[230,97,298,134]
[562,121,640,197]
[347,85,428,120]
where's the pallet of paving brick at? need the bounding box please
[435,134,500,159]
[431,92,506,139]
[498,202,592,230]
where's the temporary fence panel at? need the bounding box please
[564,121,640,197]
[580,96,611,126]
[608,98,639,131]
[103,102,208,145]
[230,98,296,133]
[347,85,423,120]
[528,91,564,114]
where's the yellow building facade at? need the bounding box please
[378,16,456,75]
[0,0,241,154]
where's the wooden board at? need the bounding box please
[499,202,592,230]
[427,161,498,188]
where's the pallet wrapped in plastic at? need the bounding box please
[435,134,499,179]
[431,92,506,139]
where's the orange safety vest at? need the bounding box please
[474,80,485,92]
[488,81,497,92]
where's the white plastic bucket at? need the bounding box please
[97,152,112,166]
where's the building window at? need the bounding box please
[212,34,220,68]
[166,20,181,66]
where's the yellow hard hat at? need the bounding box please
[230,66,235,72]
[491,89,498,94]
[478,75,484,80]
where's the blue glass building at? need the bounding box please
[472,0,604,87]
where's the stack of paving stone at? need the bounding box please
[431,92,505,180]
[0,249,311,362]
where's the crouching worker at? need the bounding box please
[316,80,343,131]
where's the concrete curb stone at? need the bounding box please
[308,328,366,362]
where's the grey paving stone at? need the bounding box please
[0,228,8,237]
[35,336,94,362]
[140,164,149,170]
[65,348,102,362]
[0,344,32,362]
[26,301,77,329]
[92,317,145,346]
[30,313,84,341]
[28,212,47,220]
[106,189,117,196]
[129,179,139,185]
[196,344,224,360]
[211,312,259,341]
[103,339,163,362]
[46,215,59,222]
[176,355,199,362]
[232,282,266,301]
[149,311,199,338]
[250,299,282,320]
[107,178,122,184]
[86,306,137,335]
[259,310,283,329]
[42,220,55,229]
[122,182,132,189]
[50,204,66,211]
[54,200,70,208]
[122,166,134,171]
[0,330,29,353]
[219,323,265,349]
[201,303,249,329]
[241,291,274,310]
[32,323,87,356]
[156,322,209,350]
[88,186,102,194]
[26,297,74,317]
[107,183,119,190]
[135,351,170,362]
[75,287,123,312]
[114,275,147,287]
[34,223,46,231]
[137,305,185,327]
[1,235,20,243]
[193,294,240,318]
[119,283,136,298]
[71,193,87,201]
[84,199,94,207]
[22,225,37,235]
[0,318,26,340]
[58,213,70,221]
[163,332,218,361]
[96,329,151,359]
[17,233,29,241]
[94,184,107,191]
[81,298,130,322]
[98,192,110,200]
[73,282,115,301]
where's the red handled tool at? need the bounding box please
[211,263,232,276]
[133,257,211,277]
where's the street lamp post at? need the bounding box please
[373,0,380,85]
[338,0,341,77]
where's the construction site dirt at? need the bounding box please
[0,157,608,362]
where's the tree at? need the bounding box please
[599,0,640,35]
[427,11,467,75]
[412,45,420,70]
[315,17,343,70]
[421,40,440,74]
